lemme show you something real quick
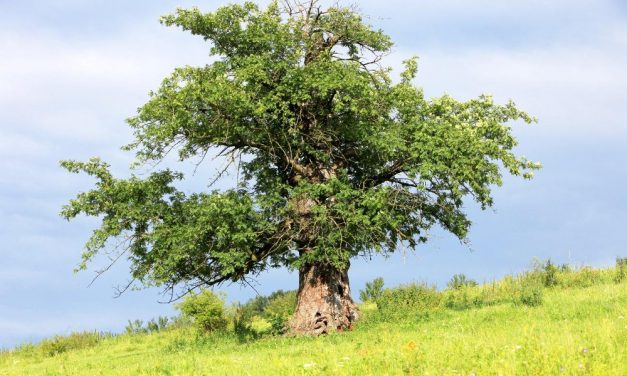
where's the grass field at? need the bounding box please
[1,269,626,375]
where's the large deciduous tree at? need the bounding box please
[61,0,540,335]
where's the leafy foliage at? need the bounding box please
[532,259,559,287]
[234,289,297,321]
[615,257,626,283]
[515,277,543,307]
[124,316,171,335]
[177,289,228,333]
[446,274,478,290]
[61,0,540,297]
[263,290,297,319]
[375,283,442,320]
[230,289,297,337]
[359,277,385,302]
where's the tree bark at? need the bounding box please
[289,262,359,335]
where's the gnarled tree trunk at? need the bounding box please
[289,262,359,335]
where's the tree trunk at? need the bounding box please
[289,262,359,335]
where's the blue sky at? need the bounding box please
[1,0,626,348]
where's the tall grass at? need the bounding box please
[1,260,624,373]
[11,331,111,358]
[2,281,624,375]
[370,260,623,323]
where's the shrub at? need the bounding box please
[475,276,515,307]
[264,290,297,319]
[558,266,604,288]
[447,274,478,290]
[542,259,559,287]
[226,290,297,337]
[125,316,171,334]
[376,283,442,319]
[615,257,626,283]
[229,304,261,341]
[263,290,296,334]
[359,277,385,302]
[238,295,270,320]
[125,319,145,335]
[559,263,571,272]
[268,315,289,335]
[168,314,194,331]
[444,272,545,310]
[38,331,105,357]
[249,316,272,333]
[515,275,543,307]
[443,286,483,310]
[177,289,228,333]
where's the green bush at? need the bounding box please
[236,290,296,321]
[264,290,296,334]
[443,286,483,310]
[443,273,545,310]
[229,305,261,341]
[38,331,105,357]
[236,295,269,320]
[268,315,289,335]
[472,276,516,307]
[125,319,144,335]
[359,277,385,302]
[527,259,615,289]
[177,289,228,333]
[557,266,605,288]
[264,290,297,319]
[615,257,626,283]
[542,259,559,287]
[446,274,478,290]
[124,316,170,335]
[376,283,442,319]
[515,275,543,307]
[167,314,194,331]
[225,290,297,338]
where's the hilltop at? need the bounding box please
[1,264,626,375]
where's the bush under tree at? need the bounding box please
[177,290,228,333]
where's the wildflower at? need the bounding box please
[303,363,316,369]
[582,348,589,354]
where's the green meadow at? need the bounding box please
[2,264,626,375]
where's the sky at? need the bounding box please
[1,0,626,348]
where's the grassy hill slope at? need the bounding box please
[2,268,626,375]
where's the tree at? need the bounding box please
[61,0,540,335]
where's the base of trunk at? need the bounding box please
[289,263,358,335]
